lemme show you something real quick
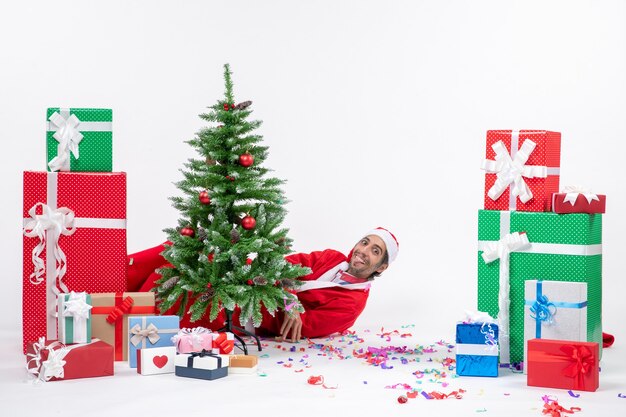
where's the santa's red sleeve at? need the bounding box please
[258,287,369,338]
[285,249,348,281]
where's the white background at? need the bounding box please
[1,1,625,415]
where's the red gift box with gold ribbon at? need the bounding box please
[527,339,599,392]
[481,130,561,212]
[91,292,156,361]
[22,171,127,353]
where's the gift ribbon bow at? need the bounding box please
[482,139,547,204]
[480,322,498,348]
[106,296,134,324]
[23,203,76,290]
[188,349,222,368]
[130,323,161,347]
[172,327,211,349]
[213,333,234,354]
[48,111,84,172]
[63,291,92,320]
[26,337,68,382]
[562,185,599,206]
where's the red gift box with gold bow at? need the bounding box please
[90,292,156,361]
[527,339,599,392]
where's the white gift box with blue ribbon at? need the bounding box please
[523,280,587,373]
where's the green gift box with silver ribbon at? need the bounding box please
[46,108,113,172]
[477,209,602,365]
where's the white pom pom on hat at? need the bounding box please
[365,227,399,264]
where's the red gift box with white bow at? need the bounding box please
[22,171,127,353]
[481,130,561,212]
[552,187,606,214]
[526,338,599,392]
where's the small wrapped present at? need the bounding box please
[229,354,258,374]
[455,312,499,377]
[26,337,113,382]
[523,280,587,373]
[137,346,176,375]
[58,291,92,344]
[211,332,235,354]
[171,327,213,354]
[552,187,606,214]
[481,130,561,212]
[22,171,127,353]
[46,108,113,172]
[91,292,156,361]
[527,339,599,392]
[175,350,230,381]
[128,315,180,368]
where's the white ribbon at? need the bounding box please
[62,291,92,343]
[463,310,498,324]
[26,337,100,383]
[47,110,84,172]
[480,231,530,364]
[562,185,599,206]
[23,203,76,291]
[481,138,547,206]
[456,343,499,356]
[171,327,212,350]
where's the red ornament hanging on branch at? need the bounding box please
[223,103,235,111]
[239,153,254,167]
[241,215,256,230]
[180,227,195,237]
[198,191,211,205]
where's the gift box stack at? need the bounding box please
[476,130,603,391]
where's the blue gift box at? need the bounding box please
[174,350,229,380]
[456,322,499,377]
[127,315,180,368]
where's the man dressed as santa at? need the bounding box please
[126,227,399,342]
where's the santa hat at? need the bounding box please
[365,227,399,264]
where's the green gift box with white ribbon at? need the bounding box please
[46,108,113,172]
[58,291,92,344]
[477,209,602,365]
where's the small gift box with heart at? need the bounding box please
[175,350,230,381]
[455,311,499,377]
[46,107,113,172]
[171,327,213,354]
[527,339,599,392]
[229,354,258,374]
[137,346,176,375]
[26,337,114,382]
[127,315,180,368]
[211,332,235,354]
[552,186,606,214]
[58,291,92,344]
[523,280,588,374]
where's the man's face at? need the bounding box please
[347,235,389,279]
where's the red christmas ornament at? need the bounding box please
[207,253,214,262]
[230,103,235,109]
[199,191,211,205]
[206,282,212,289]
[226,175,235,181]
[246,258,253,265]
[241,215,256,230]
[239,153,254,167]
[223,103,230,111]
[246,279,254,286]
[180,227,195,237]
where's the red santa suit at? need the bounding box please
[127,245,373,338]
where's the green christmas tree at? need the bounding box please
[155,64,310,327]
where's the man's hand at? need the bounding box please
[276,312,302,343]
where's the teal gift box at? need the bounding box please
[127,315,179,368]
[477,209,602,365]
[46,108,113,172]
[57,292,92,344]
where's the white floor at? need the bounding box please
[1,322,624,417]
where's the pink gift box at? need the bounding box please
[171,327,213,354]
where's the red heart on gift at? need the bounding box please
[153,355,169,368]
